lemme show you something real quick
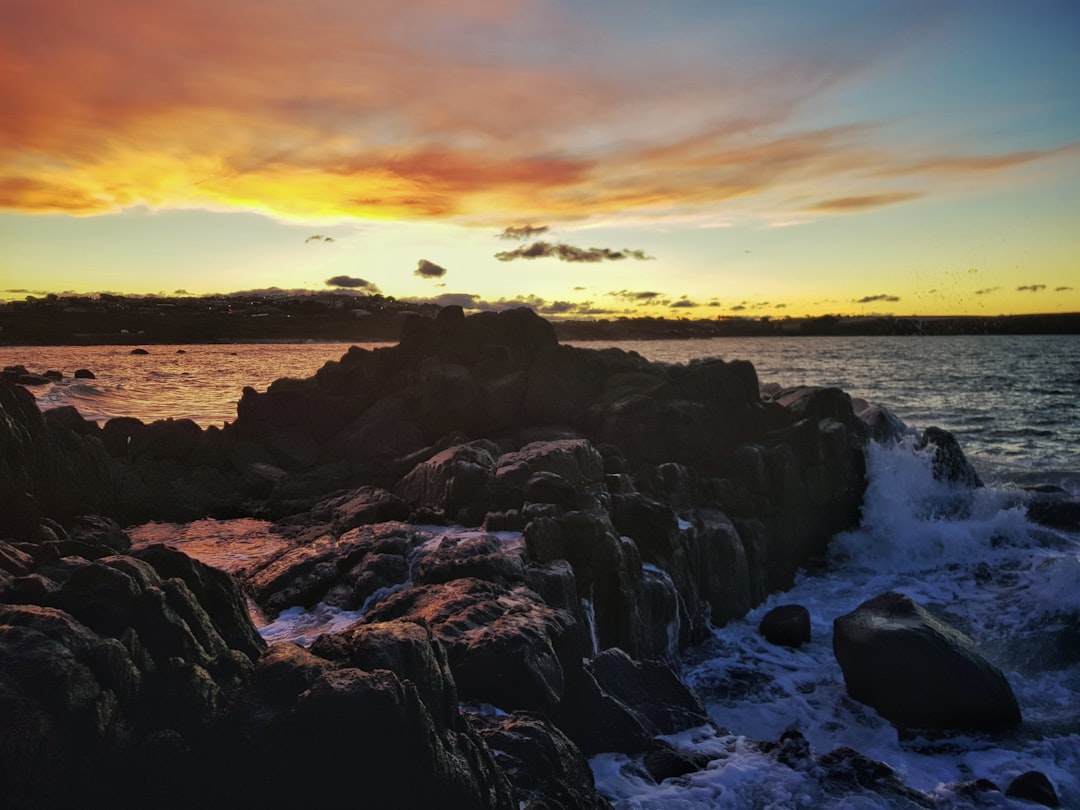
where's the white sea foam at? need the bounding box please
[595,438,1080,808]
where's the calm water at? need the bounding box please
[6,335,1080,807]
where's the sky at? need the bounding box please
[1,0,1078,319]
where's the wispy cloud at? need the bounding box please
[1017,284,1047,292]
[0,0,1071,231]
[855,294,900,303]
[804,191,921,212]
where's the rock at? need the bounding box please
[363,577,584,715]
[1005,770,1060,807]
[15,373,50,386]
[586,647,708,735]
[43,370,64,381]
[1026,495,1080,531]
[43,405,99,435]
[471,711,613,810]
[73,368,96,379]
[916,426,982,488]
[394,441,500,525]
[857,402,908,443]
[130,348,149,355]
[833,592,1020,730]
[759,604,811,647]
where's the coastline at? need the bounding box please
[2,299,1079,346]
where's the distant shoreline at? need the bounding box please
[2,299,1078,346]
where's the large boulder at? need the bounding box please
[833,592,1020,730]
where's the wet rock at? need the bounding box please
[1005,770,1060,807]
[759,604,811,648]
[73,368,96,379]
[130,348,149,355]
[471,711,613,810]
[364,577,583,715]
[916,426,982,488]
[833,591,1020,730]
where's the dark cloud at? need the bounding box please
[414,259,447,278]
[609,289,662,302]
[974,287,1000,295]
[4,288,30,293]
[496,241,654,263]
[708,301,722,308]
[854,294,901,303]
[325,275,379,291]
[730,305,746,311]
[1056,286,1073,292]
[305,234,334,243]
[670,298,696,308]
[498,225,550,241]
[1017,284,1046,292]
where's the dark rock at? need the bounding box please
[364,577,583,715]
[471,711,613,810]
[1026,495,1080,531]
[395,441,500,525]
[816,746,932,807]
[1005,770,1060,807]
[309,619,459,729]
[16,373,50,386]
[130,348,149,355]
[43,405,99,435]
[916,426,982,488]
[833,592,1020,730]
[43,370,64,381]
[73,368,96,379]
[586,647,708,735]
[641,740,712,782]
[856,402,908,443]
[759,604,811,647]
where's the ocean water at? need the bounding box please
[5,334,1080,807]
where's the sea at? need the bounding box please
[3,335,1079,808]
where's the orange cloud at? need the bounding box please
[0,0,1070,226]
[804,191,922,212]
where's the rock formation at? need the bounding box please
[1,306,919,807]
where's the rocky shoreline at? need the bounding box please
[1,307,1064,808]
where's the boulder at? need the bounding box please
[759,604,811,647]
[833,592,1020,730]
[73,368,96,379]
[1005,770,1060,807]
[916,426,982,488]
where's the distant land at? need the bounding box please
[1,292,1079,346]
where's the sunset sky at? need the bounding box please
[1,0,1078,318]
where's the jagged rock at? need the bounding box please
[916,426,982,488]
[471,711,613,810]
[833,592,1020,730]
[395,441,500,525]
[364,577,584,715]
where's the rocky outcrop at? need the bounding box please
[833,592,1021,730]
[0,380,117,538]
[2,306,927,807]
